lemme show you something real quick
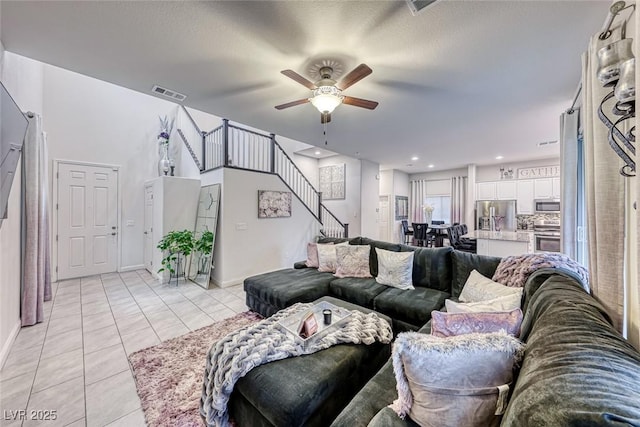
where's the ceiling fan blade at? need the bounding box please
[321,113,331,124]
[274,98,310,110]
[337,64,373,90]
[281,70,317,90]
[343,96,379,110]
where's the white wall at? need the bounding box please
[212,168,320,287]
[42,63,179,271]
[360,159,380,239]
[319,155,362,236]
[410,167,467,181]
[0,52,44,366]
[476,157,559,182]
[392,170,410,242]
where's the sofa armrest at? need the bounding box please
[293,261,309,269]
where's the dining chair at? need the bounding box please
[401,220,413,245]
[412,223,428,247]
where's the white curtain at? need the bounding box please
[582,25,628,332]
[21,114,51,326]
[450,176,467,224]
[560,110,580,260]
[410,180,427,223]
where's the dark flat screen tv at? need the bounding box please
[0,81,28,226]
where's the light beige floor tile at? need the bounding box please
[0,371,35,413]
[224,299,248,313]
[50,303,82,320]
[103,408,145,427]
[41,328,82,359]
[82,312,116,333]
[155,323,190,341]
[81,293,108,305]
[63,418,85,427]
[210,307,236,322]
[120,327,160,355]
[79,301,111,316]
[58,279,81,288]
[46,314,82,338]
[84,344,129,385]
[212,291,238,304]
[83,325,121,355]
[55,286,80,297]
[10,325,47,353]
[110,302,141,319]
[180,312,214,331]
[24,377,84,427]
[114,313,150,337]
[32,349,83,393]
[85,371,140,427]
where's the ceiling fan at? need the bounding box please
[275,63,379,123]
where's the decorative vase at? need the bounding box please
[425,212,432,226]
[158,143,170,176]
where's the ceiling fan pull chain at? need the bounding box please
[324,114,328,145]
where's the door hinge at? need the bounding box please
[56,172,59,178]
[55,266,58,272]
[56,235,58,241]
[56,204,59,210]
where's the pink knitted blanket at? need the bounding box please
[492,253,589,288]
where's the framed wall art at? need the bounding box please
[258,190,292,218]
[319,164,345,200]
[395,195,409,220]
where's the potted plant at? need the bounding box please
[194,230,214,274]
[157,229,195,284]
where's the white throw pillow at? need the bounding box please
[459,270,523,303]
[445,293,522,314]
[317,242,348,273]
[375,248,414,290]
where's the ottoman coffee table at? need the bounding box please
[228,296,393,427]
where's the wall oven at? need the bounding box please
[534,199,561,214]
[533,220,561,253]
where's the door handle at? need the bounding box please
[111,232,117,236]
[143,231,148,235]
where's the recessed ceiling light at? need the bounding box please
[315,151,321,155]
[411,156,419,161]
[495,155,504,160]
[428,164,434,168]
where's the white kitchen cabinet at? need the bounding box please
[477,182,497,200]
[144,176,201,279]
[552,177,561,199]
[516,180,534,214]
[534,178,554,199]
[496,181,517,200]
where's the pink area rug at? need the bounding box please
[128,311,263,427]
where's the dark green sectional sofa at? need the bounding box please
[245,236,501,332]
[241,236,640,426]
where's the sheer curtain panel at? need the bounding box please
[450,176,467,225]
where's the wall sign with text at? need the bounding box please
[517,165,560,179]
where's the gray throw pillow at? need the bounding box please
[391,331,525,427]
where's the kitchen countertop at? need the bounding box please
[463,230,533,242]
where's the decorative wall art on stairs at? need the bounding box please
[319,164,345,200]
[258,190,292,218]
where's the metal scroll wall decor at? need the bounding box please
[596,1,636,177]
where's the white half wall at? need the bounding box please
[212,168,320,287]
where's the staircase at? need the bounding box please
[176,106,348,238]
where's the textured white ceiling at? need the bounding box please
[1,1,610,172]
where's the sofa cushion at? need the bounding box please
[399,246,453,292]
[459,270,522,303]
[445,293,522,313]
[374,287,450,327]
[451,250,502,298]
[430,309,523,338]
[375,249,415,290]
[502,275,640,426]
[244,268,334,310]
[392,331,525,427]
[360,237,402,277]
[329,278,389,309]
[335,245,372,278]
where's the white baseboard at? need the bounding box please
[119,264,145,273]
[0,319,21,370]
[210,277,243,288]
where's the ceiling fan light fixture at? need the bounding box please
[310,86,344,114]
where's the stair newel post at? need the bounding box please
[201,131,207,171]
[318,192,323,223]
[222,119,229,167]
[269,133,276,174]
[343,223,349,238]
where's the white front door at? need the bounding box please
[57,162,118,280]
[143,184,154,272]
[378,195,390,242]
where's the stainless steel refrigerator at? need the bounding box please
[475,200,517,232]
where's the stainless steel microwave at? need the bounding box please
[534,199,561,214]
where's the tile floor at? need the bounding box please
[0,269,248,426]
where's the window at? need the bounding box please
[425,196,451,223]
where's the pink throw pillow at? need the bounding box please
[305,242,333,268]
[430,308,523,338]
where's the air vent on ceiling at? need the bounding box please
[151,85,187,102]
[537,140,559,147]
[406,0,438,15]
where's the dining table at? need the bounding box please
[427,224,451,247]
